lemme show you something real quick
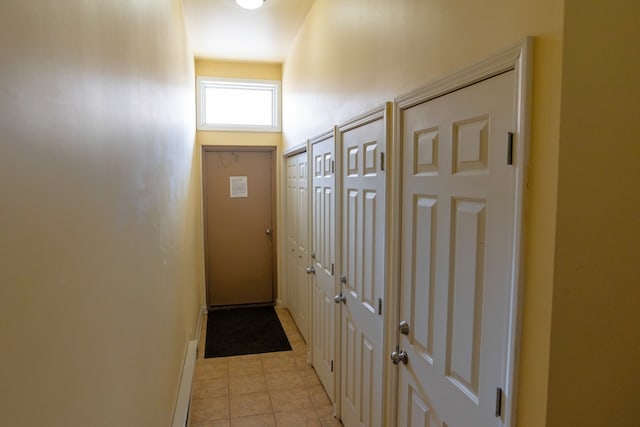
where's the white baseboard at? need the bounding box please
[197,305,206,342]
[195,305,206,358]
[172,306,207,426]
[172,339,198,427]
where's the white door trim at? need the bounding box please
[282,141,307,157]
[388,38,532,427]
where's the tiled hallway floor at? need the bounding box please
[189,308,343,427]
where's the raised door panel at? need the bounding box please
[447,198,486,401]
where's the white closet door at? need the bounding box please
[310,130,337,402]
[286,152,310,343]
[396,71,517,427]
[338,106,389,427]
[286,155,299,316]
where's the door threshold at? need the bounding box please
[208,302,275,311]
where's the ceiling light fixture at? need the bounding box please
[236,0,265,10]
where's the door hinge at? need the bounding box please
[495,387,503,417]
[331,263,335,276]
[331,360,334,372]
[378,298,383,315]
[380,152,385,171]
[507,132,514,165]
[331,160,335,174]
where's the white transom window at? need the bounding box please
[196,77,281,132]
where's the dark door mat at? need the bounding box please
[205,306,292,358]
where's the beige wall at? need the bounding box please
[282,0,564,425]
[547,1,640,425]
[0,0,200,425]
[194,60,283,305]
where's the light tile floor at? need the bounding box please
[189,308,343,427]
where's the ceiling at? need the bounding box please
[182,0,316,62]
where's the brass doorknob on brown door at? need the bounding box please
[265,228,272,235]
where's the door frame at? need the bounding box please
[201,145,278,308]
[387,38,533,426]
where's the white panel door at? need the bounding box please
[396,71,517,427]
[286,155,299,316]
[295,153,310,343]
[338,106,388,427]
[286,152,310,343]
[310,131,337,402]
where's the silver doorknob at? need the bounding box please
[265,228,272,235]
[306,267,315,275]
[391,349,408,365]
[334,294,346,304]
[399,320,410,335]
[340,274,347,284]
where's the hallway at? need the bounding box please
[189,308,342,426]
[2,1,639,425]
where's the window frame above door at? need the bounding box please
[196,76,282,132]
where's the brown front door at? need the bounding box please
[202,147,276,307]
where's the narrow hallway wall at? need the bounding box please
[0,0,201,425]
[547,1,640,425]
[282,1,564,425]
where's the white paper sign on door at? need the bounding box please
[229,176,248,198]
